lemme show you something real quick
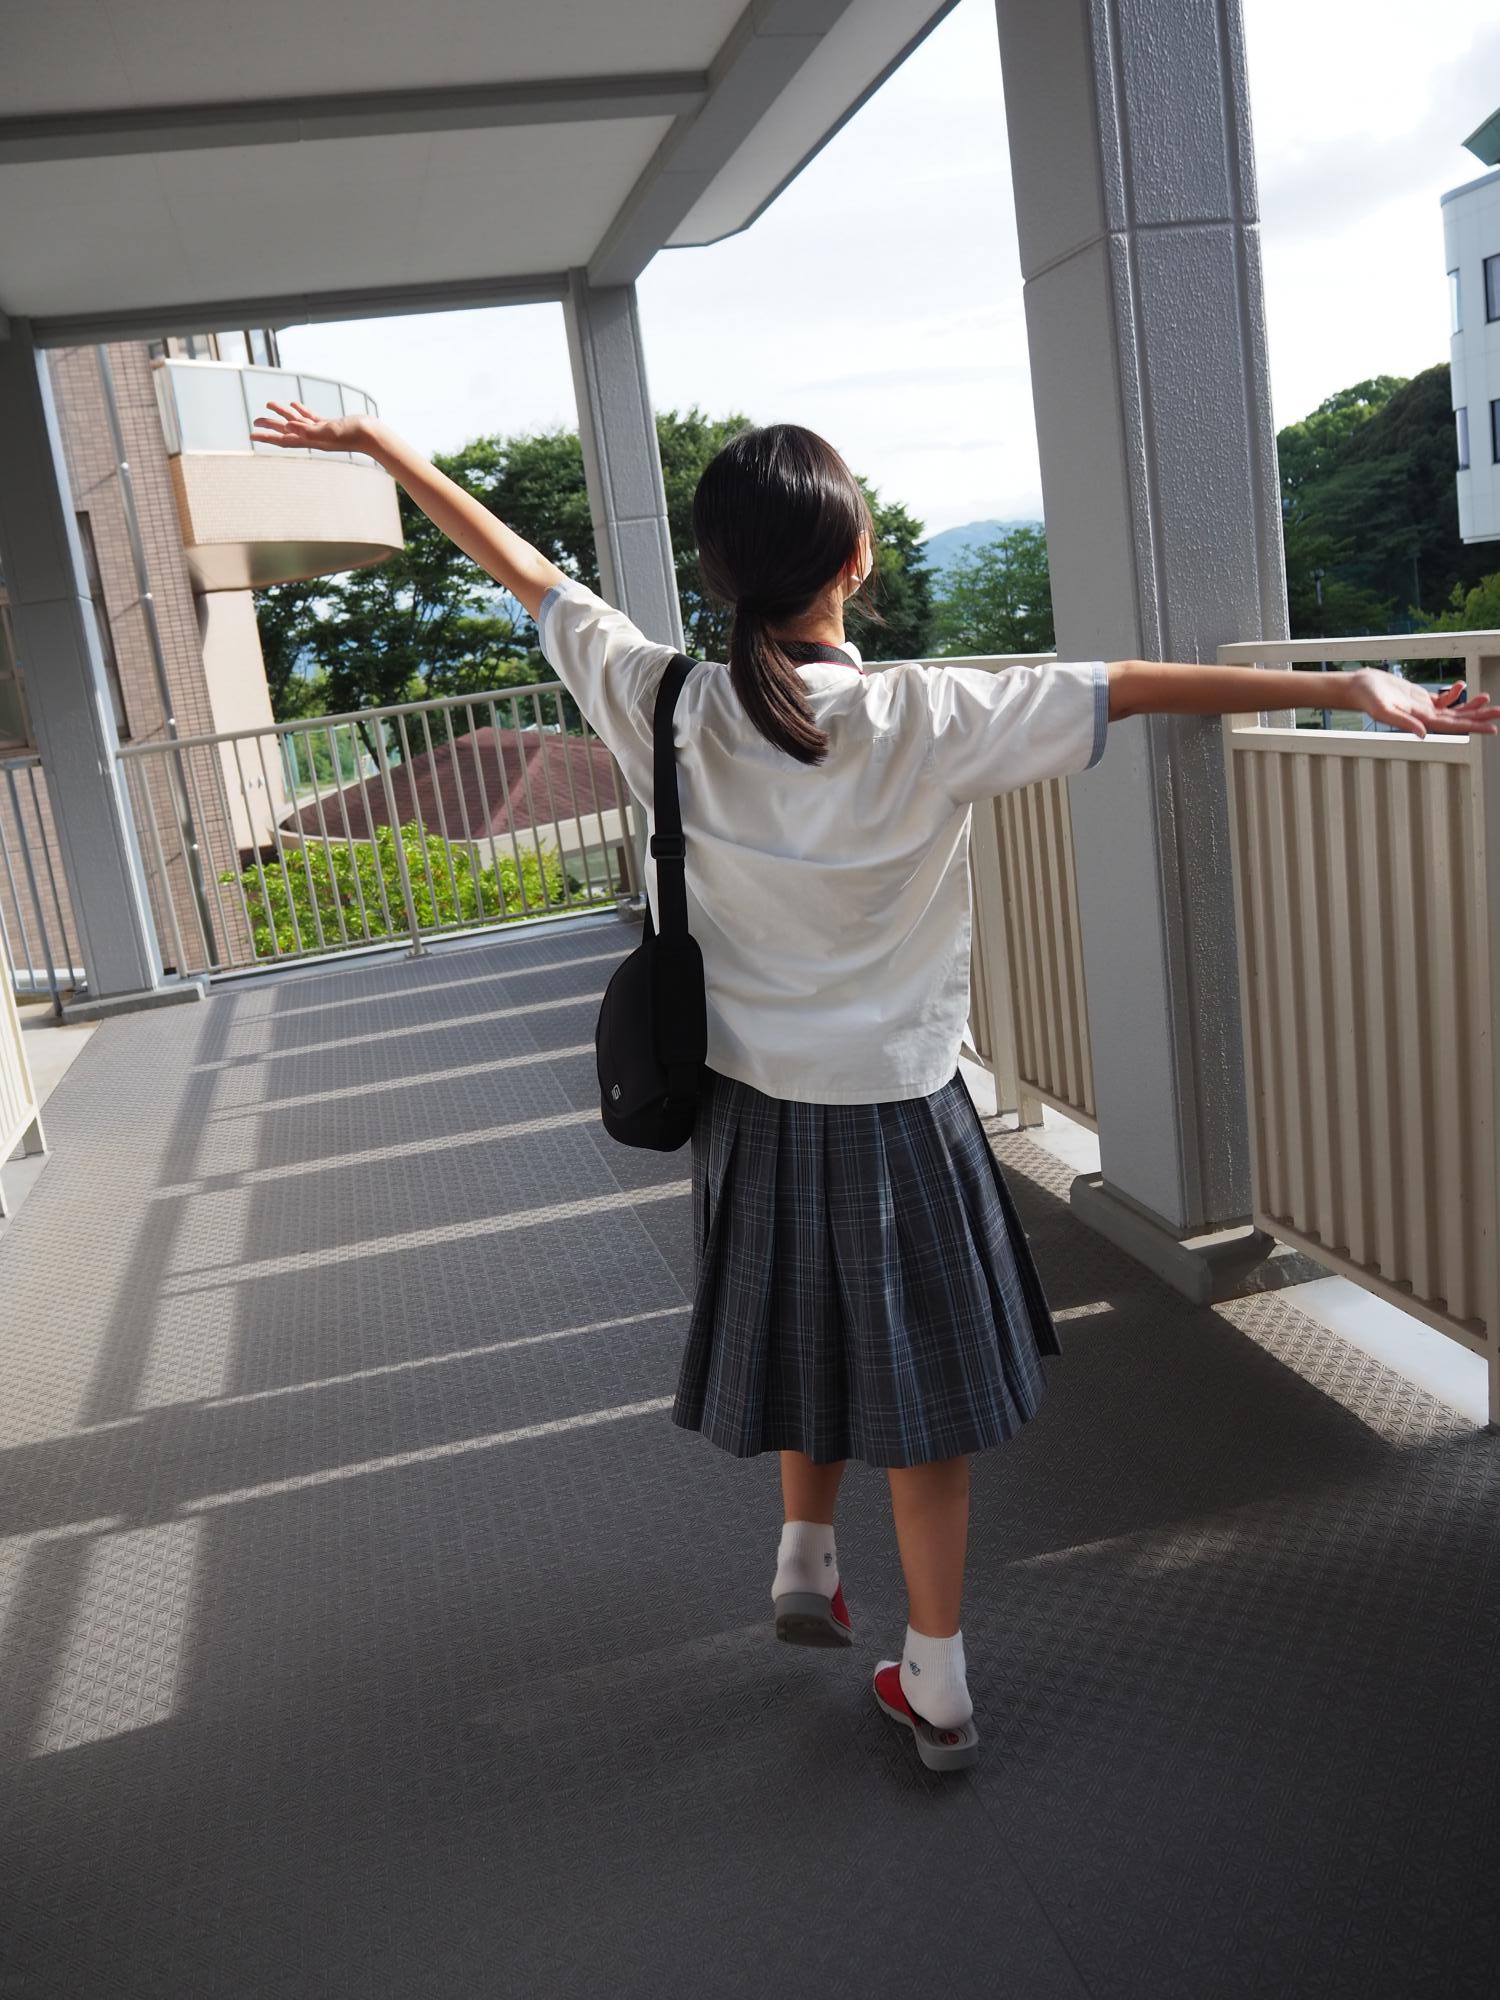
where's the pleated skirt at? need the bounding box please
[672,1067,1062,1468]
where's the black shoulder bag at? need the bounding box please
[594,655,707,1151]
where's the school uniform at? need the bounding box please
[538,580,1109,1469]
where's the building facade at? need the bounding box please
[1444,110,1500,545]
[0,331,402,982]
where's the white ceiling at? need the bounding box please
[0,0,957,335]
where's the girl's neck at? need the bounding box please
[767,584,848,649]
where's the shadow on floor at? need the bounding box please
[0,922,1495,1999]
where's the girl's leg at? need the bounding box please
[779,1449,846,1525]
[886,1455,970,1636]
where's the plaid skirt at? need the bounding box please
[672,1068,1061,1468]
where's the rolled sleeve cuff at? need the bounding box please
[536,581,567,659]
[1086,661,1109,769]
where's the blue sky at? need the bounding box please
[280,0,1500,536]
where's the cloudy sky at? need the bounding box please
[280,0,1500,537]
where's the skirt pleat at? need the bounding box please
[672,1068,1060,1468]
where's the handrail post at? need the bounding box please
[373,725,426,958]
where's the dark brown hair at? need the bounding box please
[692,424,875,765]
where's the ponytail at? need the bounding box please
[729,606,829,766]
[693,423,875,767]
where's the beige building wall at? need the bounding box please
[198,590,292,853]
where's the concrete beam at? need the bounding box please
[993,0,1287,1248]
[589,0,863,287]
[30,273,570,349]
[0,74,708,166]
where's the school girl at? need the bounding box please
[254,401,1496,1772]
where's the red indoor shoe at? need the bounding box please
[774,1580,855,1648]
[872,1660,980,1771]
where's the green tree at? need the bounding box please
[930,525,1054,657]
[1277,366,1488,636]
[1418,569,1500,633]
[255,411,936,713]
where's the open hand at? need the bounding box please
[251,400,366,453]
[1351,669,1500,738]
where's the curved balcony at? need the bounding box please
[153,359,404,592]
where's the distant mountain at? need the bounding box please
[922,519,1041,580]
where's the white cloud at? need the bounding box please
[279,0,1493,537]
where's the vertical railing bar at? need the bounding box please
[299,722,352,950]
[443,704,485,919]
[1389,758,1431,1299]
[27,764,76,987]
[508,693,551,908]
[180,743,232,975]
[6,767,58,1008]
[608,751,639,899]
[348,721,396,936]
[524,688,564,908]
[450,700,490,916]
[461,704,502,920]
[533,689,578,908]
[254,729,322,955]
[417,708,465,925]
[556,687,603,905]
[203,737,260,972]
[326,725,374,945]
[394,713,442,928]
[1424,761,1468,1319]
[373,722,425,956]
[230,737,284,961]
[135,755,190,977]
[485,698,535,919]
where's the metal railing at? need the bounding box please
[152,357,379,462]
[0,923,45,1214]
[0,754,85,1009]
[117,680,641,978]
[1219,632,1500,1422]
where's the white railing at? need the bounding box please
[1219,632,1500,1423]
[896,652,1096,1129]
[0,754,85,1007]
[0,925,45,1214]
[117,681,641,978]
[152,357,379,462]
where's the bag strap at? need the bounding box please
[649,654,695,942]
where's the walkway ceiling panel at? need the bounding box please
[0,0,956,337]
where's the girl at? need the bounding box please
[254,401,1497,1773]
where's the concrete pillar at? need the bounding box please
[0,321,162,998]
[563,272,683,897]
[993,0,1290,1284]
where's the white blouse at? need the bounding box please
[539,580,1108,1105]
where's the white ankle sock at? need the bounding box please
[771,1520,839,1603]
[900,1625,972,1729]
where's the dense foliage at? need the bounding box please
[930,524,1053,658]
[1278,367,1492,638]
[225,823,567,959]
[254,410,936,715]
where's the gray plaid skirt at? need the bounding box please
[672,1068,1061,1468]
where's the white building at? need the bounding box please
[1444,107,1500,543]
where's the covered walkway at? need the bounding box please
[1,924,1495,1998]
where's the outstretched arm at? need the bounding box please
[1107,658,1499,739]
[251,403,566,619]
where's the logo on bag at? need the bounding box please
[611,1084,622,1100]
[824,1552,833,1567]
[907,1661,920,1674]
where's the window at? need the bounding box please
[1486,253,1500,323]
[1458,406,1470,470]
[74,513,130,740]
[1450,269,1462,333]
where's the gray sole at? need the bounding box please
[773,1591,855,1647]
[874,1690,980,1771]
